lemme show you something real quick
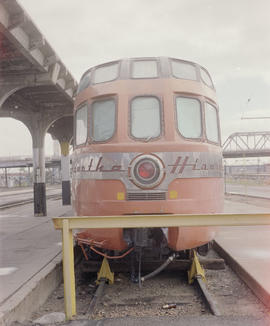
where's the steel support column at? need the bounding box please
[60,141,71,205]
[47,116,73,207]
[4,167,8,187]
[32,128,47,216]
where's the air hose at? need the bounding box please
[141,252,176,282]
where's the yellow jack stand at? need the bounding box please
[188,250,206,284]
[97,257,114,285]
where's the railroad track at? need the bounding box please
[0,193,62,209]
[84,251,223,318]
[31,246,270,322]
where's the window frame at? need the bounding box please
[88,96,118,143]
[170,58,199,81]
[199,66,214,89]
[174,95,203,141]
[77,69,92,94]
[74,102,89,147]
[92,61,120,85]
[129,95,163,141]
[204,101,221,145]
[130,58,160,80]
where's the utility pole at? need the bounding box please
[241,99,270,119]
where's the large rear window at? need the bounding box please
[171,60,197,80]
[131,97,161,139]
[77,71,91,94]
[205,102,219,143]
[176,97,202,138]
[75,105,88,145]
[131,60,158,78]
[93,63,119,84]
[91,99,116,141]
[200,67,214,87]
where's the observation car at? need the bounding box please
[72,57,224,258]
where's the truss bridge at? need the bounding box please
[223,131,270,158]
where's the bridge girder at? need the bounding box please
[223,131,270,158]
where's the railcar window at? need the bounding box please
[171,60,197,80]
[176,97,201,138]
[93,63,119,84]
[75,105,88,145]
[92,99,116,141]
[131,97,161,139]
[77,71,91,94]
[200,68,213,87]
[132,60,158,78]
[205,102,219,142]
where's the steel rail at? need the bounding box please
[196,277,221,316]
[0,194,62,209]
[86,278,106,316]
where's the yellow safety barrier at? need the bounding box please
[52,213,270,320]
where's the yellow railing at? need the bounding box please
[52,213,270,320]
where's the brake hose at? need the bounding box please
[141,252,176,282]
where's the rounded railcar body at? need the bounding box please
[72,57,224,253]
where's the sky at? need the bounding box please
[0,0,269,160]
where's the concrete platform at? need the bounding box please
[0,196,73,325]
[0,185,61,206]
[214,197,270,309]
[64,315,270,326]
[225,183,270,199]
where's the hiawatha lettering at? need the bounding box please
[72,152,223,179]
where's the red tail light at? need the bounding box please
[138,162,155,179]
[130,154,164,188]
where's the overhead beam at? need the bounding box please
[29,35,45,51]
[0,1,77,99]
[8,12,28,30]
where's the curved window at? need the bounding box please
[92,99,116,141]
[131,97,161,139]
[132,60,158,78]
[176,97,201,138]
[171,60,197,80]
[200,68,213,87]
[75,105,88,145]
[205,102,219,143]
[77,71,91,94]
[93,63,119,84]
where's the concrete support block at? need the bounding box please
[62,180,71,206]
[34,182,47,216]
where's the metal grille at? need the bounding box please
[127,192,166,201]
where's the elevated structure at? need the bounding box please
[0,155,61,188]
[0,155,61,169]
[0,0,76,214]
[223,131,270,158]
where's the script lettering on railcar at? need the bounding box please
[168,156,220,174]
[73,154,222,175]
